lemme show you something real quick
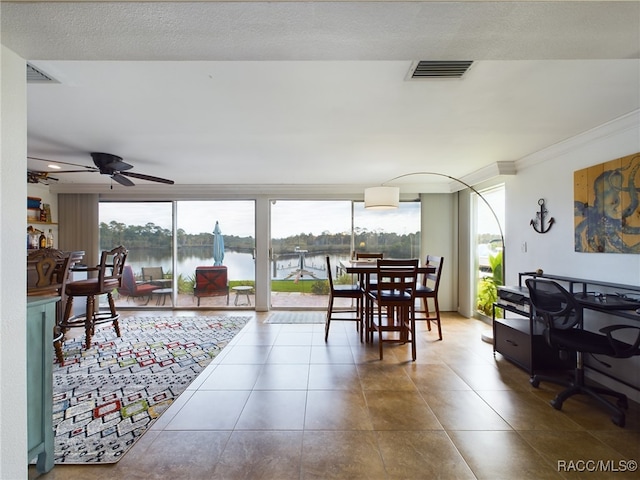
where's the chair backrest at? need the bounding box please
[525,278,582,330]
[423,255,444,291]
[356,252,384,260]
[195,266,228,294]
[325,256,336,290]
[120,265,137,294]
[142,266,164,282]
[375,258,419,299]
[97,245,128,291]
[27,252,72,298]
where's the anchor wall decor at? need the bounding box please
[530,198,555,234]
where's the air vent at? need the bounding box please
[408,61,473,80]
[26,64,59,84]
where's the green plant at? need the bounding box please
[335,273,354,285]
[311,280,330,295]
[476,277,498,316]
[489,250,503,287]
[177,273,195,294]
[476,250,503,317]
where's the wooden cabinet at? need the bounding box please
[493,314,574,375]
[492,284,573,376]
[27,295,58,474]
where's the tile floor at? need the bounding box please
[31,311,640,479]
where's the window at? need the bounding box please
[473,185,505,317]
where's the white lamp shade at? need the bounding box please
[364,186,400,209]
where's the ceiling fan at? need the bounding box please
[27,170,59,185]
[27,152,175,187]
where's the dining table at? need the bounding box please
[339,258,435,276]
[339,258,436,342]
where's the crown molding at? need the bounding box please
[515,109,640,172]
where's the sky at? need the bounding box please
[99,200,424,238]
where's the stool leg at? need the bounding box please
[62,296,74,330]
[85,295,94,349]
[108,292,121,338]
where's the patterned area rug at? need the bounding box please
[265,312,326,323]
[52,315,250,464]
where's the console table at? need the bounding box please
[493,272,640,377]
[27,295,58,474]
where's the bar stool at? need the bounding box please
[366,259,419,360]
[60,246,128,349]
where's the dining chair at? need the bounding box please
[60,245,128,349]
[366,258,419,360]
[324,256,363,342]
[414,255,444,340]
[354,252,383,327]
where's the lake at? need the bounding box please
[123,248,351,281]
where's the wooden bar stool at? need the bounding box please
[59,246,128,349]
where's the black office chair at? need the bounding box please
[525,278,640,427]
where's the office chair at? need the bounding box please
[525,278,640,427]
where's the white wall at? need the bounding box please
[0,45,28,480]
[506,112,640,285]
[504,111,640,400]
[420,193,457,312]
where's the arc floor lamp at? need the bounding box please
[364,171,505,339]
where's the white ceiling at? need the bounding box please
[2,1,640,195]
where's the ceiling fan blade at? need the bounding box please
[121,171,175,185]
[111,173,135,187]
[105,160,134,171]
[28,156,95,170]
[45,169,99,173]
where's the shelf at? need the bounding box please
[27,221,57,226]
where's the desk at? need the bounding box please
[493,273,640,377]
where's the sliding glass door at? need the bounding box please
[269,200,420,308]
[100,200,255,308]
[175,201,255,307]
[270,200,352,308]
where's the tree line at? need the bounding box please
[99,221,421,257]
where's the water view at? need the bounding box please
[124,248,352,281]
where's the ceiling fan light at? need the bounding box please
[364,186,399,209]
